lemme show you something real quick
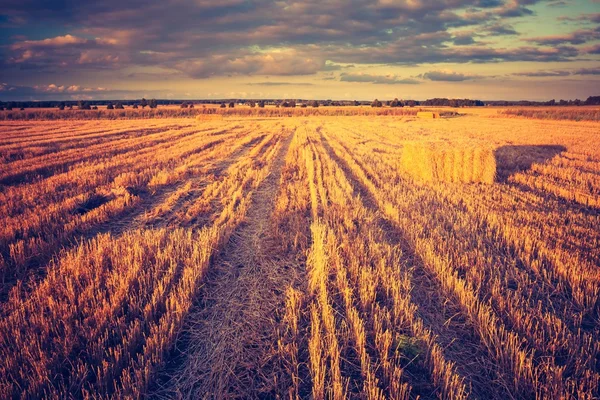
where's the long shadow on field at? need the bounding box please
[319,133,507,400]
[494,144,566,182]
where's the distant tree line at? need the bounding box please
[485,96,600,106]
[1,96,599,111]
[421,98,485,107]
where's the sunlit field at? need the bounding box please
[0,110,599,399]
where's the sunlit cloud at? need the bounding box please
[0,0,598,99]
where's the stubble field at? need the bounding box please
[0,111,599,399]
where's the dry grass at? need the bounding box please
[0,110,598,399]
[500,107,600,121]
[0,106,424,120]
[195,113,224,121]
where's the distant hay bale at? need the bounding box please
[195,114,223,121]
[401,142,496,184]
[417,111,440,119]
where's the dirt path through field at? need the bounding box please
[319,132,510,400]
[154,127,304,399]
[95,130,262,236]
[145,134,269,230]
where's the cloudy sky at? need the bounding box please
[1,0,599,101]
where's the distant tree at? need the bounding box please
[132,104,139,109]
[300,103,307,108]
[115,102,124,109]
[249,101,256,108]
[406,100,416,107]
[310,100,319,108]
[371,99,382,107]
[390,98,400,107]
[189,103,194,108]
[289,100,296,108]
[585,96,600,105]
[68,104,73,110]
[20,107,25,111]
[58,102,65,110]
[258,100,265,108]
[78,101,91,110]
[6,102,14,110]
[220,102,226,108]
[180,102,188,108]
[107,103,114,110]
[140,98,148,108]
[281,101,290,108]
[353,100,360,106]
[149,98,158,109]
[574,99,582,106]
[228,102,235,108]
[92,106,98,110]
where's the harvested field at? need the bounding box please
[0,112,599,399]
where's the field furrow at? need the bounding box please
[152,125,298,399]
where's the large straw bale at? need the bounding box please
[417,111,440,119]
[401,142,496,184]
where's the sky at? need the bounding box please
[0,0,599,101]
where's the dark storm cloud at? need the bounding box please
[340,73,420,84]
[573,67,600,75]
[484,23,519,35]
[329,42,579,65]
[0,0,593,79]
[173,51,325,78]
[558,13,600,23]
[588,44,600,54]
[513,70,571,76]
[452,32,478,45]
[512,67,600,76]
[420,70,483,81]
[546,1,568,7]
[524,28,600,45]
[246,82,315,86]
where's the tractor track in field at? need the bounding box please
[151,128,306,399]
[319,131,511,400]
[142,134,269,231]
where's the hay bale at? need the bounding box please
[417,111,440,119]
[401,142,496,184]
[195,114,223,121]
